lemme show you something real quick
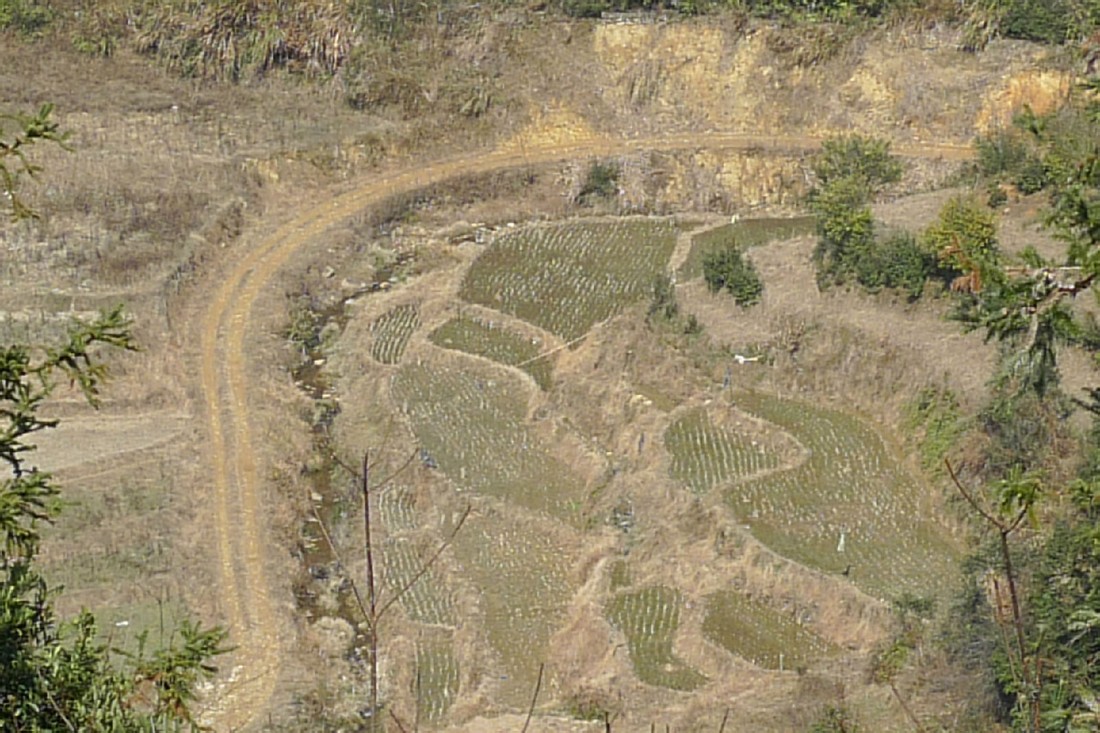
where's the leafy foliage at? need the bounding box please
[702,242,763,306]
[807,135,931,296]
[813,134,903,190]
[0,0,52,37]
[922,196,1001,292]
[1,308,229,731]
[0,105,70,221]
[575,160,621,205]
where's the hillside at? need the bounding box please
[2,5,1096,732]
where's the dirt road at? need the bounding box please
[197,130,973,729]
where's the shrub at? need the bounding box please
[703,244,763,307]
[576,160,621,204]
[921,196,1000,290]
[647,272,679,323]
[810,176,876,285]
[813,134,903,190]
[873,231,935,298]
[975,130,1032,177]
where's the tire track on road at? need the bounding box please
[198,131,973,730]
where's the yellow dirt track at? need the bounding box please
[197,131,973,729]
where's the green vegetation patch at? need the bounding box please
[453,513,575,707]
[459,219,678,341]
[391,362,585,519]
[702,590,837,670]
[607,586,706,691]
[371,304,419,365]
[726,393,959,600]
[416,638,460,724]
[665,407,780,494]
[382,539,457,626]
[429,316,553,390]
[679,217,815,281]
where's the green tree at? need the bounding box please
[1,107,228,731]
[922,195,1001,292]
[702,242,764,306]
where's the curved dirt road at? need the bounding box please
[197,130,973,729]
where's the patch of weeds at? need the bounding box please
[903,387,966,475]
[0,0,52,37]
[286,293,324,355]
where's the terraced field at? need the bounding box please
[429,316,553,390]
[382,539,458,626]
[665,407,783,494]
[371,304,420,364]
[727,392,959,600]
[452,514,577,706]
[702,591,837,670]
[416,638,461,724]
[330,217,962,721]
[607,585,706,691]
[390,361,586,520]
[459,219,678,340]
[678,216,816,280]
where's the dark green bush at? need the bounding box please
[1000,0,1075,43]
[871,231,935,298]
[703,244,763,307]
[576,160,621,205]
[813,135,903,190]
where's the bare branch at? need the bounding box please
[376,505,471,621]
[945,460,1005,530]
[521,662,545,733]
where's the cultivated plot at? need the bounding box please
[665,407,782,494]
[678,216,816,280]
[429,316,553,390]
[459,219,678,341]
[416,637,460,724]
[726,392,959,600]
[382,538,458,626]
[371,304,420,365]
[607,585,706,691]
[452,513,576,707]
[702,590,837,670]
[391,361,585,520]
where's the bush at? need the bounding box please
[921,196,1000,289]
[810,175,875,285]
[575,160,620,205]
[703,244,763,307]
[975,130,1032,177]
[813,134,903,190]
[647,272,679,323]
[870,231,935,298]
